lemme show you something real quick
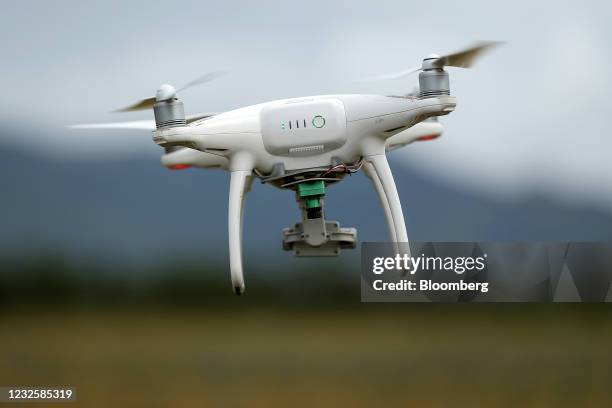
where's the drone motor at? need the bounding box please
[153,85,187,129]
[419,55,450,98]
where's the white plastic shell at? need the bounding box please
[260,98,347,157]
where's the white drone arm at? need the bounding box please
[161,148,228,169]
[385,120,444,152]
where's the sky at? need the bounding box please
[1,0,611,211]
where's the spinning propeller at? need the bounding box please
[68,72,225,131]
[115,71,226,112]
[366,41,502,81]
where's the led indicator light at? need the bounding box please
[312,115,325,128]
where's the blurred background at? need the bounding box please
[1,0,612,406]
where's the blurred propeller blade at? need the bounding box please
[363,66,421,81]
[114,97,156,113]
[114,71,226,113]
[365,41,502,82]
[176,71,227,93]
[67,120,156,131]
[439,41,503,68]
[67,112,220,132]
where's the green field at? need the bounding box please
[1,305,611,407]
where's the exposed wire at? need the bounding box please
[349,157,365,173]
[318,158,364,177]
[320,164,347,177]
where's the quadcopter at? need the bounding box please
[71,42,500,294]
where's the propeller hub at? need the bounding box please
[422,55,445,71]
[155,84,177,102]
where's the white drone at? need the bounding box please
[71,42,500,294]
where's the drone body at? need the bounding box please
[160,106,445,171]
[71,42,500,294]
[156,94,453,174]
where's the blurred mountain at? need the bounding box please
[1,139,612,266]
